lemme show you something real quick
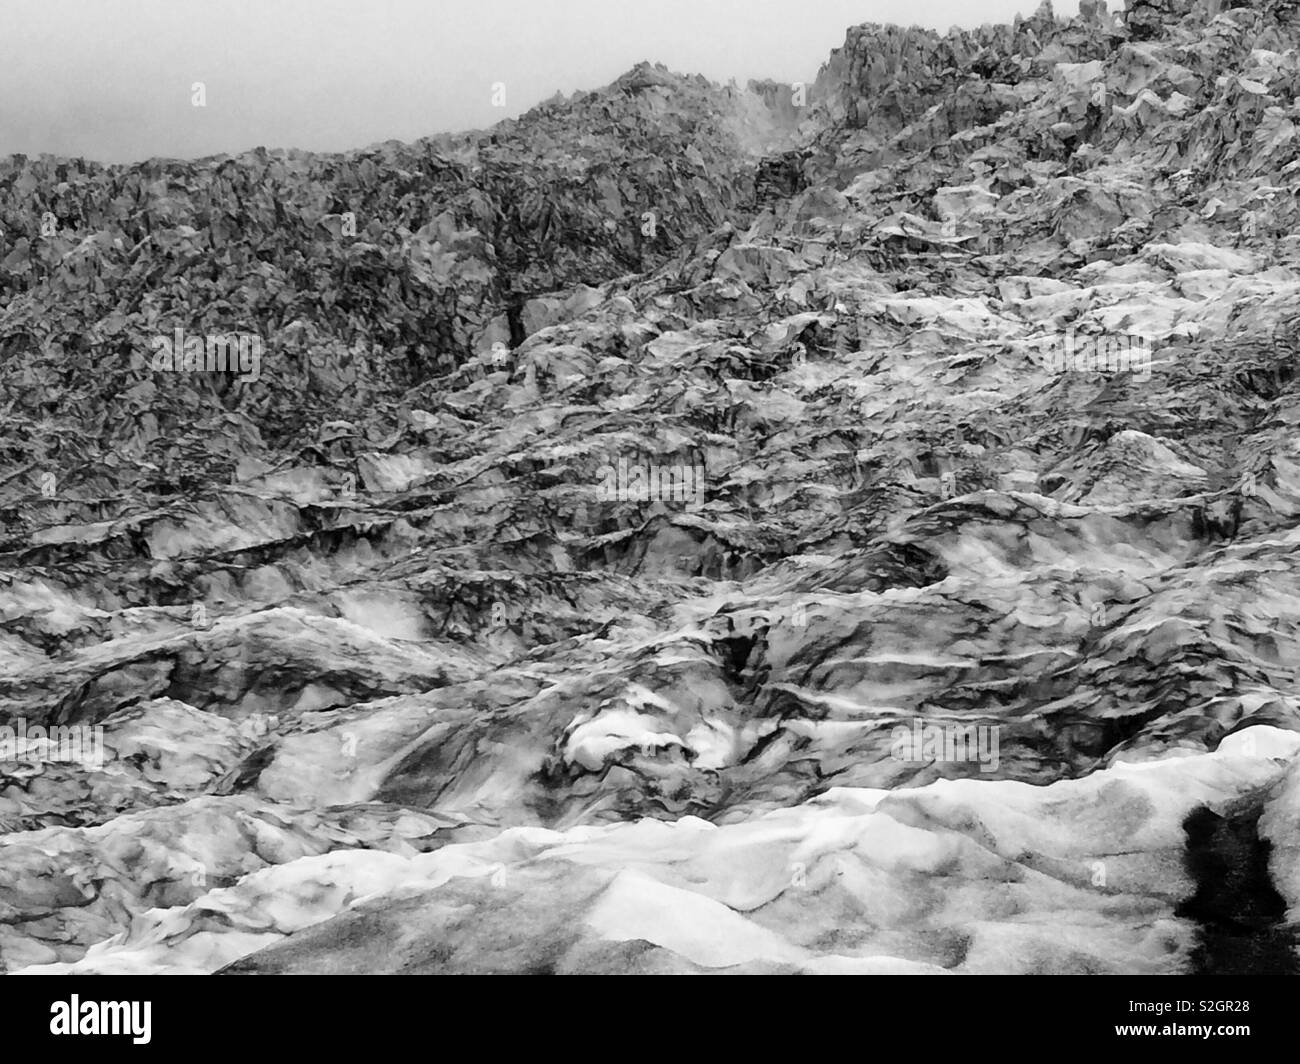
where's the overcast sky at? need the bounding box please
[0,0,1096,164]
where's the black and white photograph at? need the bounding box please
[0,0,1294,1035]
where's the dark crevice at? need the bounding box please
[1175,794,1299,975]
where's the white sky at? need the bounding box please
[0,0,1094,163]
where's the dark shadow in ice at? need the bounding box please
[1175,792,1298,976]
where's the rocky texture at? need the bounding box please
[6,0,1300,973]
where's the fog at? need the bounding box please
[0,0,1091,163]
